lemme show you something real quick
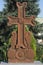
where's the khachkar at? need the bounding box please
[7,2,36,63]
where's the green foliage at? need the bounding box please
[32,23,43,63]
[0,46,7,62]
[3,0,40,16]
[25,26,36,59]
[25,25,29,31]
[32,23,43,34]
[31,33,36,52]
[0,17,17,62]
[36,44,43,63]
[30,33,36,59]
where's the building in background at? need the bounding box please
[36,18,43,24]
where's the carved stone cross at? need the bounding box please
[7,2,36,62]
[8,2,35,48]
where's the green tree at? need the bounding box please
[3,0,40,16]
[33,23,43,63]
[0,17,17,62]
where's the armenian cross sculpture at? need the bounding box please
[7,2,36,63]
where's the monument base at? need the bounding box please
[8,48,34,63]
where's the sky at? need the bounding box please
[0,0,43,17]
[0,0,5,11]
[38,0,43,17]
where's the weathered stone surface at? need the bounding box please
[11,31,17,48]
[7,2,35,63]
[8,48,34,63]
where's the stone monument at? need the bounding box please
[7,2,36,63]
